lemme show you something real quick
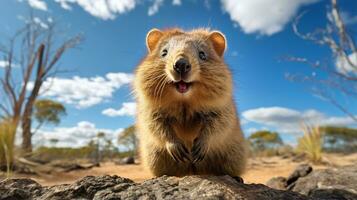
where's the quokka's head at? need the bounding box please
[135,28,233,108]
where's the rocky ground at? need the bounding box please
[0,175,309,200]
[267,164,357,200]
[4,153,356,186]
[1,153,356,199]
[1,164,356,200]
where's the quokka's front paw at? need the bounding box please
[191,137,208,163]
[166,141,190,163]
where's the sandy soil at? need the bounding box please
[3,153,357,186]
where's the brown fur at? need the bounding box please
[134,28,247,177]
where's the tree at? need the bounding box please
[49,138,59,147]
[248,130,283,152]
[33,99,66,135]
[86,139,97,162]
[286,0,357,122]
[118,125,137,155]
[0,14,83,153]
[103,139,117,159]
[320,126,357,153]
[95,132,106,163]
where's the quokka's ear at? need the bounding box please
[146,28,163,52]
[209,31,226,57]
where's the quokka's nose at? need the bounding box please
[174,58,191,75]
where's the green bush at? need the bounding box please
[118,125,138,156]
[248,130,284,156]
[320,126,357,153]
[32,146,96,162]
[31,146,130,163]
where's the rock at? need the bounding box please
[291,154,307,162]
[0,163,38,175]
[115,156,135,165]
[17,157,41,167]
[0,175,311,200]
[13,164,38,175]
[0,178,43,200]
[266,177,287,190]
[51,161,100,172]
[121,156,135,164]
[292,165,357,200]
[286,164,313,189]
[268,164,357,200]
[309,189,357,200]
[267,164,312,190]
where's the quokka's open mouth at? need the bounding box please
[175,80,192,93]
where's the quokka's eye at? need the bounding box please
[199,51,207,60]
[161,49,168,57]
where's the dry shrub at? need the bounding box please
[0,120,16,176]
[297,124,323,163]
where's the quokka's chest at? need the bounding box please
[172,121,202,146]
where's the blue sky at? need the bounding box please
[0,0,356,147]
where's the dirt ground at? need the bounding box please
[3,153,357,186]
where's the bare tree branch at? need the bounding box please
[0,104,10,117]
[0,14,82,152]
[287,0,357,122]
[314,89,357,122]
[44,34,83,76]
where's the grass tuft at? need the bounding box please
[297,124,323,163]
[0,119,16,177]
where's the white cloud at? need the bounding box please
[172,0,181,6]
[32,121,123,147]
[246,127,258,134]
[28,0,47,11]
[148,0,164,16]
[54,0,137,20]
[0,60,11,68]
[340,11,357,25]
[242,106,357,134]
[245,127,270,134]
[240,118,249,125]
[0,60,19,68]
[28,72,134,109]
[25,0,319,36]
[55,0,72,10]
[53,0,180,19]
[47,17,53,23]
[24,0,319,36]
[102,102,136,117]
[336,52,357,74]
[220,0,319,35]
[17,15,51,29]
[33,17,49,29]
